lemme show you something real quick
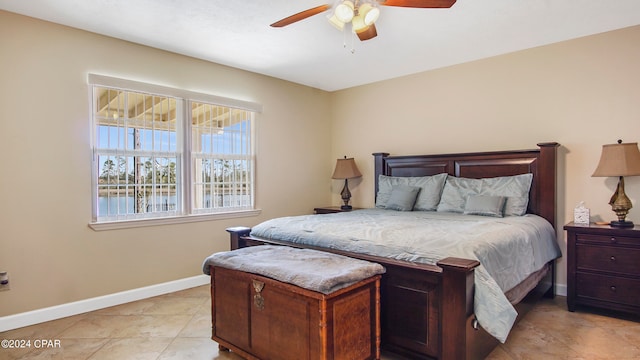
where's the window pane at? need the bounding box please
[94,86,180,220]
[191,102,253,212]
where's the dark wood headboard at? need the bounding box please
[373,142,559,229]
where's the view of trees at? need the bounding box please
[98,157,176,185]
[98,156,250,214]
[98,157,247,186]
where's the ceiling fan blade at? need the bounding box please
[356,24,378,41]
[270,4,331,27]
[380,0,456,8]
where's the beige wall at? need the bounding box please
[331,25,640,293]
[0,11,332,316]
[2,9,639,318]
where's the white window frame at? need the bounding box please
[88,74,262,230]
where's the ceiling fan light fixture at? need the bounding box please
[351,13,368,33]
[359,3,380,25]
[327,13,346,30]
[334,1,355,23]
[355,23,377,41]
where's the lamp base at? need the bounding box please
[610,220,635,228]
[340,179,352,212]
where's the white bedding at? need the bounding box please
[250,208,561,343]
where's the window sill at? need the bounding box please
[88,209,262,231]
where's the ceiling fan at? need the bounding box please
[270,0,457,41]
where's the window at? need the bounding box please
[191,102,253,214]
[90,75,260,228]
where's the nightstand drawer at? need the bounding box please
[576,272,640,307]
[576,233,640,247]
[576,244,640,276]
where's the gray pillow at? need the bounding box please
[385,186,421,211]
[485,174,533,216]
[437,174,533,216]
[463,195,506,217]
[376,173,447,211]
[436,177,480,214]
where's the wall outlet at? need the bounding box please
[0,271,9,291]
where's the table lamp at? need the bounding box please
[592,140,640,227]
[332,156,362,210]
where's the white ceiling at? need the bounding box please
[2,0,640,91]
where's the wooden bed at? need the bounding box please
[226,142,560,360]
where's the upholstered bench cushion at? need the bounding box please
[203,245,385,294]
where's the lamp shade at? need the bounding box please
[359,3,380,25]
[332,157,362,179]
[592,141,640,177]
[334,1,355,22]
[351,13,367,32]
[328,13,346,30]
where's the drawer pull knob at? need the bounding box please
[610,237,617,243]
[610,286,617,292]
[610,256,616,261]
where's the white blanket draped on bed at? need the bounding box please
[249,208,561,343]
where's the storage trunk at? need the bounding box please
[210,266,381,360]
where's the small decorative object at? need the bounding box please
[573,201,590,225]
[252,280,265,310]
[332,156,362,210]
[592,140,640,227]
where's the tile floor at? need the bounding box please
[1,285,639,359]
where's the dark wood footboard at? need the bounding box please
[227,232,555,359]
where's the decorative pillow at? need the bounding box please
[463,195,507,217]
[385,186,421,211]
[437,174,533,216]
[485,173,533,216]
[376,173,447,211]
[413,173,448,211]
[436,177,481,213]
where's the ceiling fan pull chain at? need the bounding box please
[351,29,356,54]
[343,24,348,49]
[345,22,355,54]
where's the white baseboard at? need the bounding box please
[555,283,567,297]
[0,274,210,332]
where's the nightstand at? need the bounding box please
[564,222,640,316]
[313,206,360,214]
